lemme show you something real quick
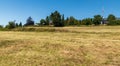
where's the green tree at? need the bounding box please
[64,17,69,26]
[107,20,120,25]
[16,23,19,27]
[93,15,102,25]
[25,16,34,26]
[40,19,46,25]
[82,18,93,25]
[78,20,82,25]
[61,14,65,26]
[107,14,117,25]
[116,20,120,25]
[65,16,79,26]
[74,20,80,25]
[19,22,22,27]
[107,14,116,22]
[46,16,50,25]
[6,21,16,29]
[50,11,64,27]
[68,16,75,25]
[0,25,3,28]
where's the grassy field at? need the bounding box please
[0,26,120,66]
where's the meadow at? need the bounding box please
[0,26,120,66]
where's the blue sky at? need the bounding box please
[0,0,120,26]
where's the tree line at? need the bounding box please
[0,11,120,29]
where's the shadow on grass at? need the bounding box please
[0,40,16,47]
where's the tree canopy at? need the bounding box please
[24,17,34,26]
[50,11,64,27]
[107,14,116,22]
[93,15,103,25]
[1,11,120,29]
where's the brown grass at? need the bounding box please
[0,26,120,66]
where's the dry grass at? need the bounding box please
[0,26,120,66]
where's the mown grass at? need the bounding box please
[0,26,120,66]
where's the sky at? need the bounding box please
[0,0,120,26]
